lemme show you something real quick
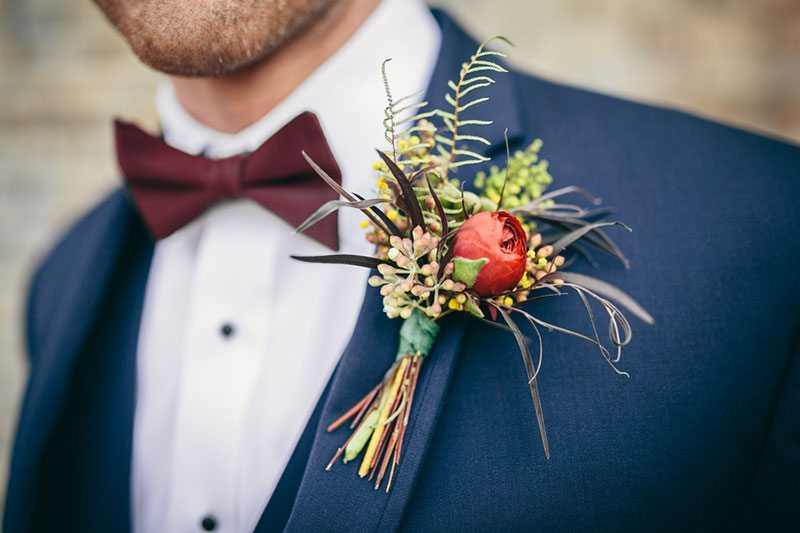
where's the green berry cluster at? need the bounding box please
[474,139,552,210]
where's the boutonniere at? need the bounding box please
[293,37,654,492]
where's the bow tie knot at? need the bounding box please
[207,155,247,199]
[115,111,342,249]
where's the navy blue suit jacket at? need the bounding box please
[5,10,800,532]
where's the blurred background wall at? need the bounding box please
[1,0,798,517]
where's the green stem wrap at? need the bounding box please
[396,310,440,360]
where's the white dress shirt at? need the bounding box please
[130,1,441,532]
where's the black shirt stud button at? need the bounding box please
[220,323,235,338]
[201,514,218,531]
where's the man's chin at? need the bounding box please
[93,0,338,78]
[127,40,265,78]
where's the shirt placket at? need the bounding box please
[168,205,274,533]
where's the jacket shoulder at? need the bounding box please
[509,69,800,244]
[512,70,800,170]
[25,188,134,363]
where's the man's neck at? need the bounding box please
[169,0,381,134]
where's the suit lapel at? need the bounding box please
[4,189,151,533]
[283,290,468,532]
[283,9,526,531]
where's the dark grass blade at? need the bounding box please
[494,304,550,459]
[303,151,390,233]
[527,214,629,267]
[497,128,511,210]
[409,164,439,184]
[291,254,386,269]
[425,174,448,237]
[475,315,518,334]
[295,198,388,235]
[542,272,654,325]
[551,221,630,257]
[435,225,460,280]
[510,307,544,380]
[522,310,621,371]
[302,151,356,201]
[383,180,407,213]
[460,181,469,219]
[376,150,425,230]
[437,240,456,281]
[354,193,403,236]
[516,185,601,211]
[526,313,606,349]
[575,288,612,360]
[572,287,629,376]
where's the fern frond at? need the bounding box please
[382,59,435,163]
[405,123,437,136]
[464,65,508,74]
[393,91,425,107]
[393,102,427,118]
[452,148,490,160]
[451,158,490,168]
[457,96,490,112]
[454,134,492,146]
[381,59,398,160]
[460,76,496,86]
[434,36,513,177]
[475,50,508,59]
[395,109,437,127]
[473,59,505,68]
[434,135,455,147]
[458,82,494,97]
[456,119,493,127]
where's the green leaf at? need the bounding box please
[396,310,441,359]
[464,296,485,318]
[343,408,379,463]
[452,256,489,287]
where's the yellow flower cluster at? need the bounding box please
[499,232,565,306]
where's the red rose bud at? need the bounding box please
[452,211,527,296]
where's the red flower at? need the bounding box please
[452,211,527,296]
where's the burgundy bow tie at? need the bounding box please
[115,111,341,249]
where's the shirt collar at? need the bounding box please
[156,0,441,181]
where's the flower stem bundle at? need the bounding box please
[326,313,436,491]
